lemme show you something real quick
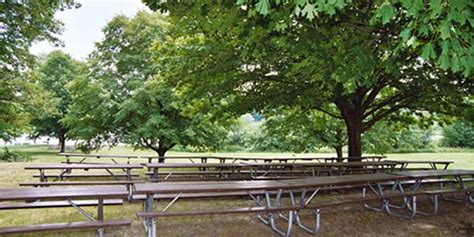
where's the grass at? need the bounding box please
[0,145,473,236]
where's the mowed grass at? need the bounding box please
[0,145,473,236]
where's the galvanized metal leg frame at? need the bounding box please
[362,180,418,219]
[441,175,472,203]
[250,190,294,237]
[66,197,105,237]
[287,188,321,234]
[143,193,182,237]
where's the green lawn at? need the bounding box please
[0,145,473,236]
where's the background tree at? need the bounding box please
[145,2,473,159]
[65,12,229,161]
[441,120,474,148]
[0,0,80,141]
[261,107,346,158]
[29,51,83,152]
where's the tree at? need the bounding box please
[64,12,229,161]
[261,107,346,158]
[29,51,83,152]
[144,2,473,158]
[441,120,474,148]
[0,0,80,141]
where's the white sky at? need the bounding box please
[30,0,148,61]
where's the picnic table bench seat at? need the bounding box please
[0,220,131,235]
[0,199,123,210]
[0,186,131,237]
[33,174,140,179]
[20,180,144,187]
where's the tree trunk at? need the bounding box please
[58,134,66,153]
[156,149,167,163]
[334,145,343,161]
[347,122,362,159]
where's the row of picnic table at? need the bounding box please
[0,154,469,236]
[59,152,388,164]
[1,169,473,236]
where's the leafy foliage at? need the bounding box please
[0,0,79,141]
[29,51,84,151]
[65,12,228,158]
[143,1,472,158]
[0,147,32,162]
[441,121,474,148]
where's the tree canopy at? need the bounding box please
[144,1,473,158]
[0,0,80,141]
[29,51,83,152]
[64,12,229,160]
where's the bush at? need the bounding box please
[0,147,33,162]
[441,121,474,148]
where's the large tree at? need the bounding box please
[29,51,83,152]
[0,0,80,141]
[144,1,473,158]
[64,12,228,161]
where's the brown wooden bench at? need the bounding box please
[0,186,131,237]
[0,220,131,235]
[0,199,123,210]
[20,180,144,187]
[33,174,140,179]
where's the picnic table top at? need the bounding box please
[385,160,454,164]
[25,163,143,170]
[142,161,397,169]
[390,169,474,178]
[241,161,398,167]
[212,156,386,161]
[59,153,210,159]
[134,173,406,194]
[142,163,242,168]
[0,186,128,201]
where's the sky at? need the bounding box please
[30,0,148,60]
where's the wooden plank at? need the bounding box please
[391,169,474,178]
[134,173,406,194]
[25,163,142,170]
[33,174,139,178]
[0,220,131,235]
[0,186,128,201]
[0,199,123,210]
[20,180,144,186]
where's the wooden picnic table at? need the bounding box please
[0,186,130,236]
[135,173,407,237]
[385,160,453,170]
[136,170,474,237]
[25,163,143,182]
[59,153,386,164]
[143,161,399,181]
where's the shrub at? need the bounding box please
[441,121,474,148]
[0,147,33,162]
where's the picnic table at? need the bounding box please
[135,169,473,237]
[385,160,453,170]
[59,153,213,164]
[143,161,399,181]
[0,186,130,236]
[135,173,406,237]
[59,153,385,164]
[25,163,143,200]
[211,155,387,164]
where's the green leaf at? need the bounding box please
[302,3,316,20]
[438,54,450,70]
[378,3,396,25]
[421,43,436,60]
[256,0,270,15]
[439,20,451,40]
[400,28,411,42]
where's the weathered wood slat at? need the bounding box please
[0,220,131,235]
[20,180,143,186]
[0,199,123,210]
